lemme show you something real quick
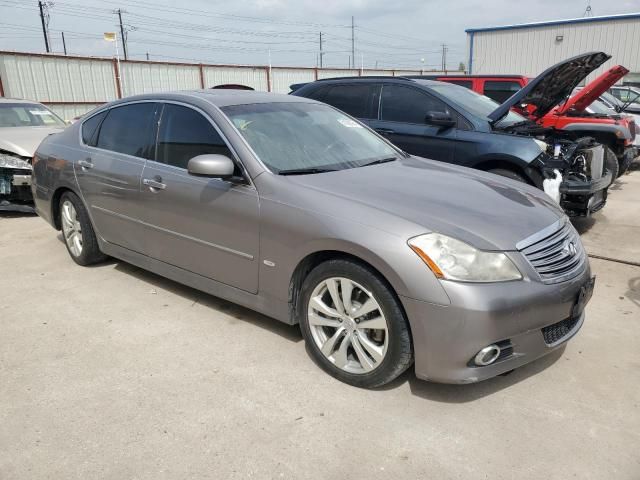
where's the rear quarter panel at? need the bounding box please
[32,125,84,228]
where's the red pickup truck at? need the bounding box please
[433,67,638,176]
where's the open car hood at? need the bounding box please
[488,51,611,124]
[557,65,629,114]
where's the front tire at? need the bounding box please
[59,191,107,266]
[298,259,413,388]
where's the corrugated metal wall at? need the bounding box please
[47,103,103,120]
[0,53,117,102]
[203,66,267,90]
[0,51,462,118]
[270,68,315,93]
[121,62,201,96]
[468,17,640,82]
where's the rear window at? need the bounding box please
[81,111,107,146]
[483,81,522,103]
[443,79,473,89]
[96,103,157,158]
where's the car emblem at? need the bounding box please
[562,241,577,257]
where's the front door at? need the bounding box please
[138,103,260,294]
[75,102,158,253]
[369,84,457,162]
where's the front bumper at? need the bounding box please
[559,172,610,216]
[400,263,592,384]
[0,169,34,212]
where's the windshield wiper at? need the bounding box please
[359,157,398,167]
[278,167,337,175]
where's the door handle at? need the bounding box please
[375,128,395,135]
[78,158,93,170]
[143,177,166,191]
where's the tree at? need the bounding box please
[458,62,466,72]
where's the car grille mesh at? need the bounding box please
[541,316,580,345]
[518,221,586,284]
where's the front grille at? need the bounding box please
[517,220,586,284]
[630,120,636,141]
[541,316,580,346]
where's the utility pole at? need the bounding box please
[61,32,67,55]
[319,32,323,68]
[116,9,128,60]
[351,16,355,69]
[38,1,50,53]
[441,44,448,72]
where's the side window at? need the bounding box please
[81,111,107,146]
[483,81,521,103]
[323,84,379,119]
[380,85,448,124]
[444,79,473,89]
[156,104,234,170]
[96,103,157,158]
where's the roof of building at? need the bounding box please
[466,12,640,34]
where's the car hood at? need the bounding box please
[489,51,611,124]
[557,65,629,114]
[0,126,64,157]
[287,157,564,251]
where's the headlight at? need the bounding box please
[408,233,522,282]
[0,153,32,170]
[533,139,548,153]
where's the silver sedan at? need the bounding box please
[32,91,594,387]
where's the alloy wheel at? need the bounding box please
[307,277,389,374]
[61,200,83,257]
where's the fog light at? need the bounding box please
[474,344,501,366]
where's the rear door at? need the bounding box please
[75,102,158,253]
[137,102,260,293]
[481,80,522,103]
[369,83,456,162]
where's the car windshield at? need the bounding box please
[221,102,400,174]
[0,103,66,128]
[427,83,527,126]
[599,91,623,108]
[587,100,615,115]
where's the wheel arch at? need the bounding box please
[473,158,535,184]
[288,249,410,327]
[51,186,80,230]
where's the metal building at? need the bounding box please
[466,12,640,83]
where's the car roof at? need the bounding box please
[107,89,316,108]
[310,76,445,87]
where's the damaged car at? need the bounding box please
[292,52,613,216]
[0,98,66,212]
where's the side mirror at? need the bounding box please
[187,154,235,179]
[425,111,456,128]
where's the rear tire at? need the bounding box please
[488,168,528,183]
[298,259,413,388]
[59,191,107,266]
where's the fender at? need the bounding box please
[560,122,631,140]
